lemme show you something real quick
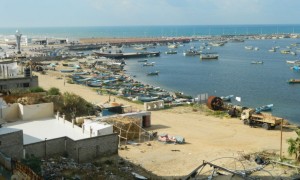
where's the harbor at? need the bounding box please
[1,25,300,178]
[1,30,300,124]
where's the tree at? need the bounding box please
[62,92,94,120]
[287,129,300,161]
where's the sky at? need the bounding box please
[0,0,299,27]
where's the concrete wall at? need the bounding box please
[0,76,38,90]
[19,102,54,121]
[0,130,23,159]
[2,102,54,122]
[144,100,164,111]
[2,103,20,122]
[23,134,118,163]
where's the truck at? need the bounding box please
[241,109,283,130]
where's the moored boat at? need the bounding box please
[143,62,155,66]
[255,104,273,113]
[220,95,234,102]
[286,60,300,64]
[183,49,201,56]
[165,50,177,54]
[288,79,300,84]
[251,61,264,64]
[60,69,75,73]
[200,53,219,60]
[93,51,160,59]
[138,59,148,62]
[245,46,253,50]
[147,71,159,76]
[281,49,291,54]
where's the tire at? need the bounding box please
[262,123,271,130]
[243,119,249,125]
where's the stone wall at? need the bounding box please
[0,130,23,159]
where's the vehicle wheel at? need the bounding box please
[262,123,271,130]
[243,119,249,125]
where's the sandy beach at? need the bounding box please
[37,71,297,178]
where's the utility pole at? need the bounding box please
[280,119,283,161]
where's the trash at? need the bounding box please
[158,133,185,144]
[132,172,147,180]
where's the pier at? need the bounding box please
[79,37,191,45]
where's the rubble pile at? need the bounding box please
[40,156,157,180]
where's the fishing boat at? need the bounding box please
[138,59,148,62]
[288,79,300,84]
[281,49,291,54]
[245,46,253,50]
[254,47,259,51]
[255,104,273,113]
[291,66,300,70]
[251,61,264,64]
[147,71,159,76]
[220,95,234,102]
[143,62,155,66]
[168,44,178,49]
[93,51,160,59]
[60,69,75,73]
[268,47,276,52]
[200,53,219,60]
[209,41,226,47]
[134,46,147,50]
[165,50,177,54]
[183,49,201,56]
[136,96,159,102]
[286,60,300,64]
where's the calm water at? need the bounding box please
[124,38,300,124]
[1,24,300,38]
[1,25,300,124]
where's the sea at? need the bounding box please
[1,25,300,124]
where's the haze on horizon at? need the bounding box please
[0,0,299,28]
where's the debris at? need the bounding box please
[132,172,147,180]
[171,150,180,152]
[158,133,185,144]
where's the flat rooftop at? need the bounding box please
[2,118,89,144]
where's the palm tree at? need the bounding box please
[287,129,300,161]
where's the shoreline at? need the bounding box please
[36,68,298,177]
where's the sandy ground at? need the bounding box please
[37,71,298,178]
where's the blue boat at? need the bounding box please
[220,95,234,102]
[255,104,273,113]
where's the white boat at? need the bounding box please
[168,44,178,49]
[143,62,155,66]
[286,60,300,64]
[209,41,226,47]
[251,61,264,64]
[134,46,147,50]
[245,46,253,50]
[290,51,297,56]
[254,47,259,51]
[268,47,276,52]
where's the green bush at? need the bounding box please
[29,86,45,93]
[47,87,61,95]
